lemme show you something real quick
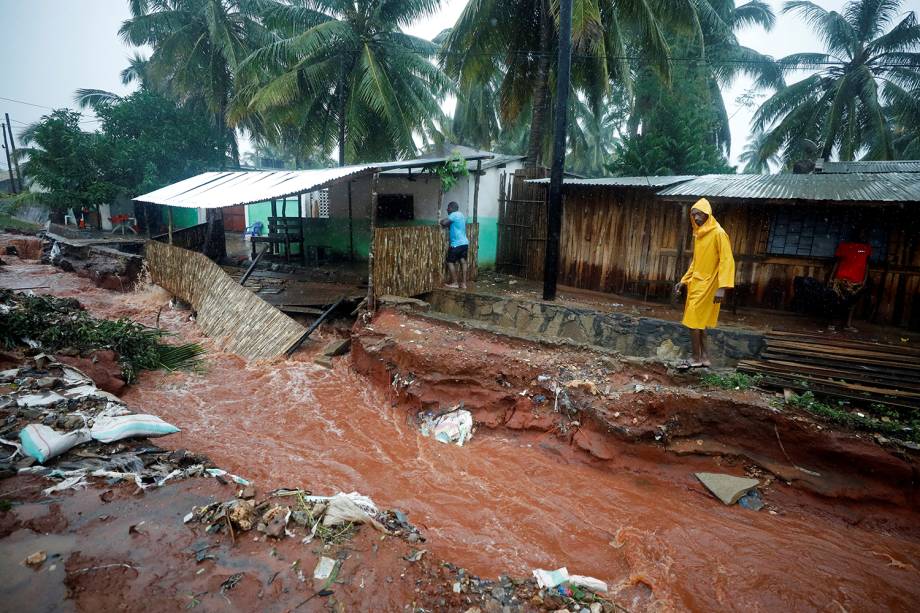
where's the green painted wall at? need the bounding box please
[246,198,303,255]
[303,218,371,261]
[162,206,199,230]
[477,216,498,268]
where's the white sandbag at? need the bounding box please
[322,492,388,532]
[533,567,569,589]
[90,414,179,443]
[569,574,608,593]
[19,424,92,463]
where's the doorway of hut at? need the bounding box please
[223,205,246,232]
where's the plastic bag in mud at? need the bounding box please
[91,414,180,443]
[19,424,93,463]
[323,492,388,532]
[420,407,473,446]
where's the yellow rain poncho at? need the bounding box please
[680,198,735,329]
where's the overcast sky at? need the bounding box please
[0,0,865,171]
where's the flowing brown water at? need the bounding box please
[3,259,919,611]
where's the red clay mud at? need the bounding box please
[2,257,920,611]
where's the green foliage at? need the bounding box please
[435,153,469,192]
[609,61,735,176]
[0,290,204,383]
[18,91,224,211]
[700,371,763,390]
[16,110,119,212]
[785,391,920,443]
[242,0,451,165]
[753,0,920,164]
[92,90,226,194]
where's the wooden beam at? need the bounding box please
[367,173,379,310]
[167,207,173,245]
[472,158,482,223]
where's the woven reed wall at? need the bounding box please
[372,223,478,299]
[145,241,305,360]
[152,222,209,252]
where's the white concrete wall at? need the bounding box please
[327,172,470,222]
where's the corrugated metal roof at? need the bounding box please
[819,160,920,174]
[133,154,492,208]
[656,173,920,202]
[526,175,695,188]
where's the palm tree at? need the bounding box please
[567,92,627,176]
[119,0,270,167]
[442,0,700,167]
[738,131,780,173]
[753,0,920,163]
[241,0,451,166]
[627,1,780,156]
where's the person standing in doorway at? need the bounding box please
[674,198,736,367]
[440,201,469,289]
[827,232,871,331]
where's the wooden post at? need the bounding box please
[675,203,690,283]
[167,207,173,245]
[270,198,277,255]
[348,180,355,261]
[367,173,379,310]
[472,159,482,223]
[542,0,573,301]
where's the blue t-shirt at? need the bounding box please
[448,211,469,248]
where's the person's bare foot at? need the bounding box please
[701,360,712,368]
[460,283,467,289]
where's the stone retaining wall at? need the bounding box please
[424,289,764,366]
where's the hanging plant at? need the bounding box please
[435,152,469,192]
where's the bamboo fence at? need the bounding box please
[371,224,478,299]
[145,241,305,360]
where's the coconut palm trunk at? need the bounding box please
[526,0,553,168]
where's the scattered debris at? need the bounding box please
[696,472,760,505]
[419,406,474,446]
[24,550,47,567]
[322,338,351,357]
[312,556,337,580]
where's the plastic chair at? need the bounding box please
[244,221,264,238]
[63,208,77,226]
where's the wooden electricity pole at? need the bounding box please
[542,0,573,301]
[1,123,15,194]
[5,114,23,193]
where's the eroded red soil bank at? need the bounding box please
[2,257,920,610]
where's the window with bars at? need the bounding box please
[766,208,887,261]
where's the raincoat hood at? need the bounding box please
[690,198,718,237]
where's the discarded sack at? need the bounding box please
[322,492,388,533]
[532,567,608,593]
[420,407,473,446]
[90,414,180,443]
[19,424,92,463]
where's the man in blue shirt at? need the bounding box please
[439,201,469,289]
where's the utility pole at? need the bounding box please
[1,122,16,194]
[542,0,573,301]
[5,114,23,193]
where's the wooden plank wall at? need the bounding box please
[145,241,306,360]
[152,222,209,252]
[372,224,478,299]
[496,167,549,276]
[553,188,920,327]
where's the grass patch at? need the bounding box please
[0,289,204,382]
[0,213,40,232]
[700,371,763,390]
[785,391,919,443]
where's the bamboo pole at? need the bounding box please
[167,207,173,245]
[367,173,379,310]
[472,159,482,223]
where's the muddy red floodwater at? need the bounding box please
[3,258,919,611]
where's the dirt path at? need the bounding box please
[2,257,919,611]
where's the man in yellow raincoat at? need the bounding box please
[673,198,735,367]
